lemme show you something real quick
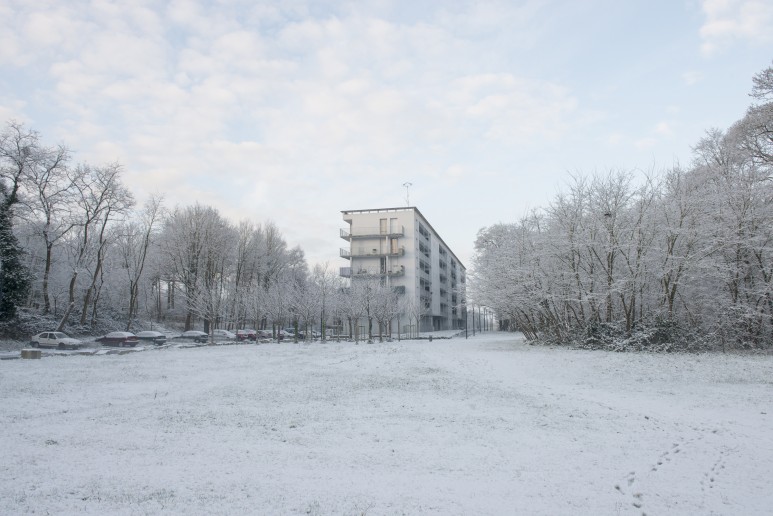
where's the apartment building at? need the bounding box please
[340,207,466,333]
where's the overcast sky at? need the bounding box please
[2,0,772,269]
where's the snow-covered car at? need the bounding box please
[135,331,168,345]
[30,331,83,350]
[179,330,208,343]
[211,329,236,340]
[298,329,321,340]
[235,329,257,341]
[255,330,272,339]
[96,332,139,347]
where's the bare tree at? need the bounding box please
[117,196,164,331]
[310,262,341,340]
[339,279,368,343]
[160,204,232,332]
[77,164,135,326]
[371,281,400,342]
[16,135,73,314]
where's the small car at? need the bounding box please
[180,330,208,343]
[298,330,321,340]
[255,330,272,339]
[96,331,139,347]
[211,329,236,340]
[135,331,168,345]
[30,331,83,350]
[235,329,257,341]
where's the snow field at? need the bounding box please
[1,333,772,515]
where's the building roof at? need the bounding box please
[341,206,466,270]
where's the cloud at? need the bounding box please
[654,121,672,136]
[699,0,773,55]
[0,0,593,266]
[634,137,657,150]
[682,70,703,85]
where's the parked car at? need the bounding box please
[255,329,272,339]
[211,329,236,340]
[180,330,208,343]
[96,331,139,347]
[135,331,168,345]
[235,329,257,341]
[30,331,83,350]
[298,329,321,340]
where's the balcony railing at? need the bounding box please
[340,226,404,240]
[346,266,406,278]
[341,247,405,259]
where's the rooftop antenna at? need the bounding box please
[402,181,412,206]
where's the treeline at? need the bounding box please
[0,120,311,335]
[0,123,421,340]
[0,123,311,337]
[472,62,773,351]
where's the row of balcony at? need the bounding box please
[340,266,406,278]
[340,247,405,259]
[340,226,405,240]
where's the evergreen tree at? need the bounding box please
[0,182,31,320]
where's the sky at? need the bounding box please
[1,0,772,269]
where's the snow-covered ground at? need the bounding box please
[1,332,771,515]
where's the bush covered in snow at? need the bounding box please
[537,318,714,353]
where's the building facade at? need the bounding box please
[340,207,466,333]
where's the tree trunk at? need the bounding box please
[42,243,53,313]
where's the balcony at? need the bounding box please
[340,226,404,240]
[346,266,406,278]
[340,247,405,259]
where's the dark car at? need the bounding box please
[96,332,140,347]
[179,330,208,343]
[136,331,168,345]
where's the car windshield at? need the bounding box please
[52,332,67,339]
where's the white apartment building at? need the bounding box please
[340,207,466,333]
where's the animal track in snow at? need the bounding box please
[700,447,729,492]
[614,471,645,513]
